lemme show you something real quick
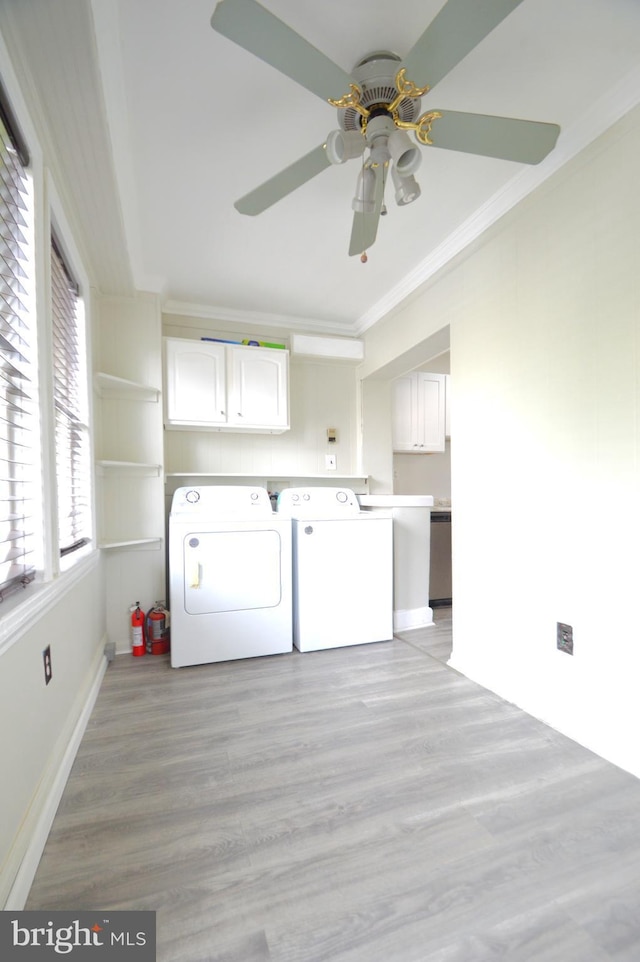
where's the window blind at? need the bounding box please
[0,105,35,597]
[51,239,91,556]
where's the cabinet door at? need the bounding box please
[392,375,417,452]
[415,372,445,452]
[392,371,445,453]
[227,347,289,428]
[165,338,226,425]
[445,373,451,439]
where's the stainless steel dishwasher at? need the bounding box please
[429,510,452,606]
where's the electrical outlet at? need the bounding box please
[43,645,52,684]
[325,454,337,470]
[557,622,573,655]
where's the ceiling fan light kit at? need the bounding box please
[211,0,561,258]
[325,129,365,166]
[352,168,377,215]
[388,129,422,177]
[391,167,421,207]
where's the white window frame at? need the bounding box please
[0,89,37,601]
[48,198,95,573]
[0,54,97,656]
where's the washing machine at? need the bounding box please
[277,487,393,652]
[169,486,292,667]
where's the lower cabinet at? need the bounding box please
[392,371,446,453]
[164,337,289,432]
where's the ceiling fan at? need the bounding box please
[210,0,560,259]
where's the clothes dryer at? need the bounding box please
[169,486,292,667]
[277,487,393,652]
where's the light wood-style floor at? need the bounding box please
[27,610,640,961]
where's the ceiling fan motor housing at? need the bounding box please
[339,51,422,134]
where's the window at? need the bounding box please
[0,97,36,598]
[0,79,93,609]
[51,238,91,557]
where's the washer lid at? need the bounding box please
[170,485,273,518]
[358,494,435,507]
[277,487,360,518]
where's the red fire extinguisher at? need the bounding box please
[130,602,146,657]
[146,602,170,655]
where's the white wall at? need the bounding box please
[364,102,640,778]
[394,443,452,502]
[0,560,107,907]
[0,20,109,905]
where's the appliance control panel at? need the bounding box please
[277,487,360,518]
[170,485,273,517]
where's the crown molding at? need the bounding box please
[162,299,360,336]
[355,63,640,336]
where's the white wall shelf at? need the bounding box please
[95,295,166,655]
[164,472,370,498]
[97,460,162,476]
[99,538,162,551]
[94,372,159,402]
[165,472,369,483]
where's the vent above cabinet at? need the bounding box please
[291,334,364,361]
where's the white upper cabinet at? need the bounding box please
[445,373,451,439]
[391,375,416,451]
[165,339,227,426]
[392,372,446,453]
[164,337,289,433]
[227,345,289,428]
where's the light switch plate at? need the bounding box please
[325,454,337,470]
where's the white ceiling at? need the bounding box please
[3,0,640,335]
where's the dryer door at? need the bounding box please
[183,529,282,613]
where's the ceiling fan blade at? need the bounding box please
[348,166,385,257]
[235,144,330,215]
[211,0,354,102]
[426,110,560,164]
[402,0,526,90]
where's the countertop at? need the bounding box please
[357,495,434,507]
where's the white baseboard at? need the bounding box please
[4,646,108,910]
[393,606,434,632]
